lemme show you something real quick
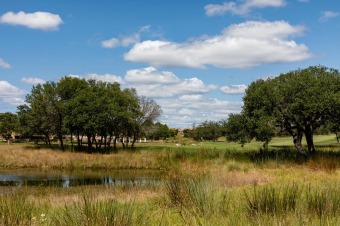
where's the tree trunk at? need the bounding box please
[45,133,51,146]
[57,114,64,150]
[103,135,107,150]
[121,137,125,149]
[131,136,137,148]
[125,136,129,148]
[336,132,339,145]
[113,136,117,149]
[93,134,98,150]
[87,134,92,152]
[305,125,315,154]
[293,130,305,155]
[70,132,74,151]
[77,131,81,149]
[57,133,64,151]
[108,134,112,149]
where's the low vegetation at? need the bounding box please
[0,135,339,225]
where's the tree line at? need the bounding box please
[225,65,340,155]
[1,65,339,155]
[0,77,173,152]
[184,66,340,155]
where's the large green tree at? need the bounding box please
[0,112,19,141]
[16,77,162,151]
[225,66,340,155]
[18,82,62,147]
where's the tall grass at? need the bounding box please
[305,184,340,218]
[0,191,37,226]
[244,183,300,216]
[52,195,147,226]
[165,171,230,225]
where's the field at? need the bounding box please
[0,135,339,225]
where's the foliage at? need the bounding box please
[225,65,340,154]
[16,77,162,152]
[0,112,19,140]
[185,120,224,141]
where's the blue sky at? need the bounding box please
[0,0,339,128]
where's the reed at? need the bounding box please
[165,170,230,224]
[51,195,148,226]
[0,191,37,226]
[244,183,300,216]
[305,184,340,218]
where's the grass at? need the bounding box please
[0,135,339,225]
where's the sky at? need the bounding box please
[0,0,339,128]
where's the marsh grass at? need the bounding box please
[0,139,339,225]
[165,170,230,224]
[0,144,163,170]
[0,191,37,226]
[244,183,300,216]
[52,195,147,226]
[305,184,340,218]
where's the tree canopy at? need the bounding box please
[0,112,19,140]
[225,65,340,154]
[16,77,162,151]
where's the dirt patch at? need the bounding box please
[216,171,272,188]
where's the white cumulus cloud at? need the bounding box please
[157,95,242,127]
[124,67,216,97]
[125,67,180,84]
[21,77,46,85]
[0,81,25,105]
[319,11,339,22]
[220,84,247,94]
[125,21,311,69]
[0,58,11,69]
[0,11,63,31]
[68,73,125,84]
[205,0,286,16]
[102,25,151,48]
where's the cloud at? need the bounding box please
[157,95,242,127]
[0,58,11,69]
[68,73,125,84]
[125,21,311,69]
[220,84,247,94]
[0,81,25,105]
[0,11,63,31]
[21,77,46,85]
[319,11,339,22]
[102,25,151,48]
[125,67,180,84]
[124,67,217,97]
[205,0,286,16]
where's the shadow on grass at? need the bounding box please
[166,145,340,167]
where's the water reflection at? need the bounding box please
[0,169,163,188]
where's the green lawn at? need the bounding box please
[135,134,339,151]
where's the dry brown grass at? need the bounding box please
[22,185,163,208]
[175,161,272,188]
[0,144,162,169]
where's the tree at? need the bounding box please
[192,120,223,141]
[58,76,88,150]
[225,66,340,155]
[147,122,172,140]
[17,76,162,151]
[0,112,19,142]
[224,114,251,146]
[130,95,162,148]
[18,83,59,146]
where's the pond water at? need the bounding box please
[0,169,163,188]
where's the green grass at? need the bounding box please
[0,135,339,225]
[269,134,339,147]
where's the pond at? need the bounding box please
[0,169,163,188]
